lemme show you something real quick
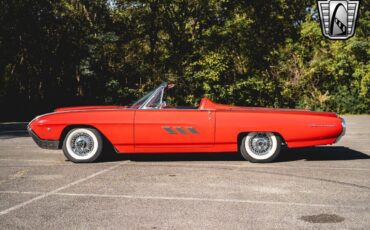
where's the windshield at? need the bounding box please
[130,89,156,109]
[129,82,167,109]
[145,90,162,108]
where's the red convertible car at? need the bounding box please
[28,82,346,163]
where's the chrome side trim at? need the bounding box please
[187,127,199,134]
[163,126,176,134]
[162,126,199,135]
[175,127,187,134]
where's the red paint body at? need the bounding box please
[29,98,344,154]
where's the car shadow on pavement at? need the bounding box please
[101,146,370,163]
[276,146,370,162]
[102,151,243,162]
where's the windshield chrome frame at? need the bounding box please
[139,82,167,110]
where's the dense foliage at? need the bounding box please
[0,0,369,121]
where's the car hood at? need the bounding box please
[54,105,127,112]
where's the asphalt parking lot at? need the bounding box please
[0,116,369,229]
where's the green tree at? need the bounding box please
[0,0,368,121]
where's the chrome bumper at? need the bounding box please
[28,126,60,149]
[335,117,346,143]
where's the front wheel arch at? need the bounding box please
[62,127,103,163]
[59,125,113,150]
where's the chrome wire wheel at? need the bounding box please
[70,132,94,156]
[248,133,273,156]
[63,128,102,162]
[240,132,281,163]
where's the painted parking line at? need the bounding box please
[0,161,128,216]
[0,190,362,209]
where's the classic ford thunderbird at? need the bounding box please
[28,82,346,163]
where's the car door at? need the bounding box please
[134,109,215,152]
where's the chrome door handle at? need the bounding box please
[208,111,212,120]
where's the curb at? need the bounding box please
[0,122,28,132]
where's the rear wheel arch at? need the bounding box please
[238,132,284,163]
[237,132,286,152]
[237,132,286,163]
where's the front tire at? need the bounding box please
[240,132,281,163]
[62,128,103,163]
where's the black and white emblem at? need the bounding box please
[317,0,360,40]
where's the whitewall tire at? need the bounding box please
[62,128,103,163]
[240,132,281,163]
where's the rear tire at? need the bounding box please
[240,132,281,163]
[62,128,103,163]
